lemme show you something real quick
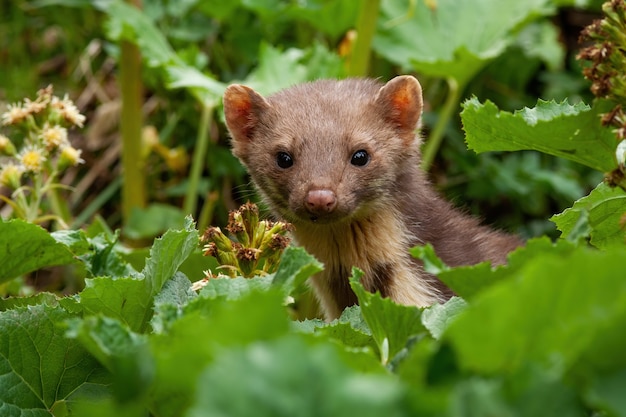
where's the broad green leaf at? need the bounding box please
[421,297,467,340]
[552,182,626,249]
[272,245,324,295]
[96,0,225,104]
[410,243,449,275]
[198,275,273,300]
[150,289,289,417]
[243,42,344,95]
[374,0,554,85]
[287,0,359,39]
[81,231,137,278]
[0,292,58,311]
[186,336,407,417]
[141,216,199,297]
[350,270,426,363]
[461,98,617,172]
[445,246,626,375]
[63,220,198,333]
[0,305,110,416]
[585,368,626,417]
[437,238,576,300]
[0,219,77,282]
[151,272,196,333]
[64,316,151,404]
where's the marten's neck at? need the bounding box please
[293,207,444,319]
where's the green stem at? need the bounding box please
[183,103,213,217]
[119,38,147,225]
[348,0,381,77]
[421,77,461,172]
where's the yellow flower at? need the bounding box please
[1,103,29,126]
[0,134,16,156]
[41,124,68,150]
[0,163,23,190]
[19,146,47,173]
[58,146,84,170]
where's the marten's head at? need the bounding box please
[223,75,424,225]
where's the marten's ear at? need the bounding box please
[374,75,423,140]
[223,84,270,144]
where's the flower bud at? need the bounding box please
[0,163,23,190]
[58,146,84,171]
[0,134,16,156]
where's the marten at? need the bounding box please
[223,75,522,320]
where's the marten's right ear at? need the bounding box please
[374,75,423,143]
[223,84,270,144]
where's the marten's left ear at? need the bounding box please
[374,75,423,140]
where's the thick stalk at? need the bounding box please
[119,37,146,224]
[421,77,461,172]
[183,103,213,217]
[348,0,380,77]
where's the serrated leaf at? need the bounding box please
[445,246,626,375]
[64,220,199,333]
[198,275,273,300]
[151,272,196,333]
[272,246,324,295]
[552,182,626,249]
[141,216,199,297]
[438,237,577,301]
[421,297,467,340]
[461,98,616,172]
[374,0,554,85]
[0,305,110,415]
[0,219,78,282]
[0,292,59,311]
[350,270,426,363]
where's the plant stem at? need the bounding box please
[183,103,213,217]
[421,77,461,172]
[348,0,381,77]
[119,37,146,224]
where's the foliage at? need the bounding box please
[1,0,626,416]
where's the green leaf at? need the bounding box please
[444,246,626,375]
[552,182,626,249]
[287,0,359,39]
[63,220,199,333]
[421,297,467,340]
[96,0,225,104]
[64,315,152,404]
[141,216,199,297]
[150,289,289,417]
[0,305,110,415]
[198,275,273,300]
[186,336,408,417]
[461,98,617,172]
[585,368,626,417]
[272,245,324,295]
[350,270,426,363]
[0,219,78,283]
[243,42,344,95]
[0,292,59,311]
[151,272,196,333]
[437,237,576,300]
[374,0,554,85]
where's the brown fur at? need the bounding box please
[223,76,522,320]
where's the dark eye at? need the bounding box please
[276,152,294,169]
[350,149,370,167]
